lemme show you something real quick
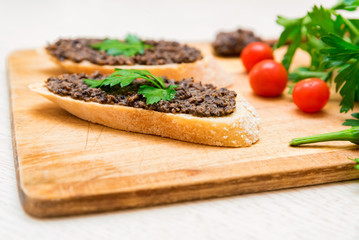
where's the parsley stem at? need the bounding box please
[144,76,163,89]
[154,76,166,89]
[290,127,359,146]
[342,18,359,38]
[331,1,345,11]
[330,10,359,37]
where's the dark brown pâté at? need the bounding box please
[46,38,203,66]
[46,72,237,117]
[212,29,263,56]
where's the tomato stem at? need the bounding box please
[289,127,359,146]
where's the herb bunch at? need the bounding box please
[284,1,359,166]
[90,34,153,57]
[275,0,359,113]
[84,69,178,104]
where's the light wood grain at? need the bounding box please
[8,44,359,218]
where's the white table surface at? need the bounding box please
[1,0,359,239]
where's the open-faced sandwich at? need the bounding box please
[45,35,233,87]
[29,69,259,147]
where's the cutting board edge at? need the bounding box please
[21,168,359,218]
[18,155,359,218]
[7,59,26,218]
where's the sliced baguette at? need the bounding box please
[29,83,259,147]
[42,48,234,88]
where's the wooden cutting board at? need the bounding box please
[8,44,359,218]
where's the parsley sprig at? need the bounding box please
[283,1,359,168]
[289,126,359,146]
[289,113,359,147]
[84,69,178,104]
[90,34,153,57]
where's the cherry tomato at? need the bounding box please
[241,42,274,72]
[249,60,288,97]
[292,78,330,113]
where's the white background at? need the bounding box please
[1,0,359,239]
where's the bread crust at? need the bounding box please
[42,48,234,88]
[29,83,260,147]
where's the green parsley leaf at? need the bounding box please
[306,6,337,38]
[84,69,178,104]
[125,34,142,44]
[332,0,359,11]
[343,113,359,126]
[321,34,359,112]
[289,67,332,83]
[90,34,153,57]
[322,34,359,52]
[274,16,303,70]
[275,16,303,49]
[138,85,178,105]
[300,35,326,69]
[85,69,142,88]
[82,79,104,88]
[334,60,359,112]
[282,25,302,70]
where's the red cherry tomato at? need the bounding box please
[241,42,274,72]
[249,60,288,97]
[292,78,330,113]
